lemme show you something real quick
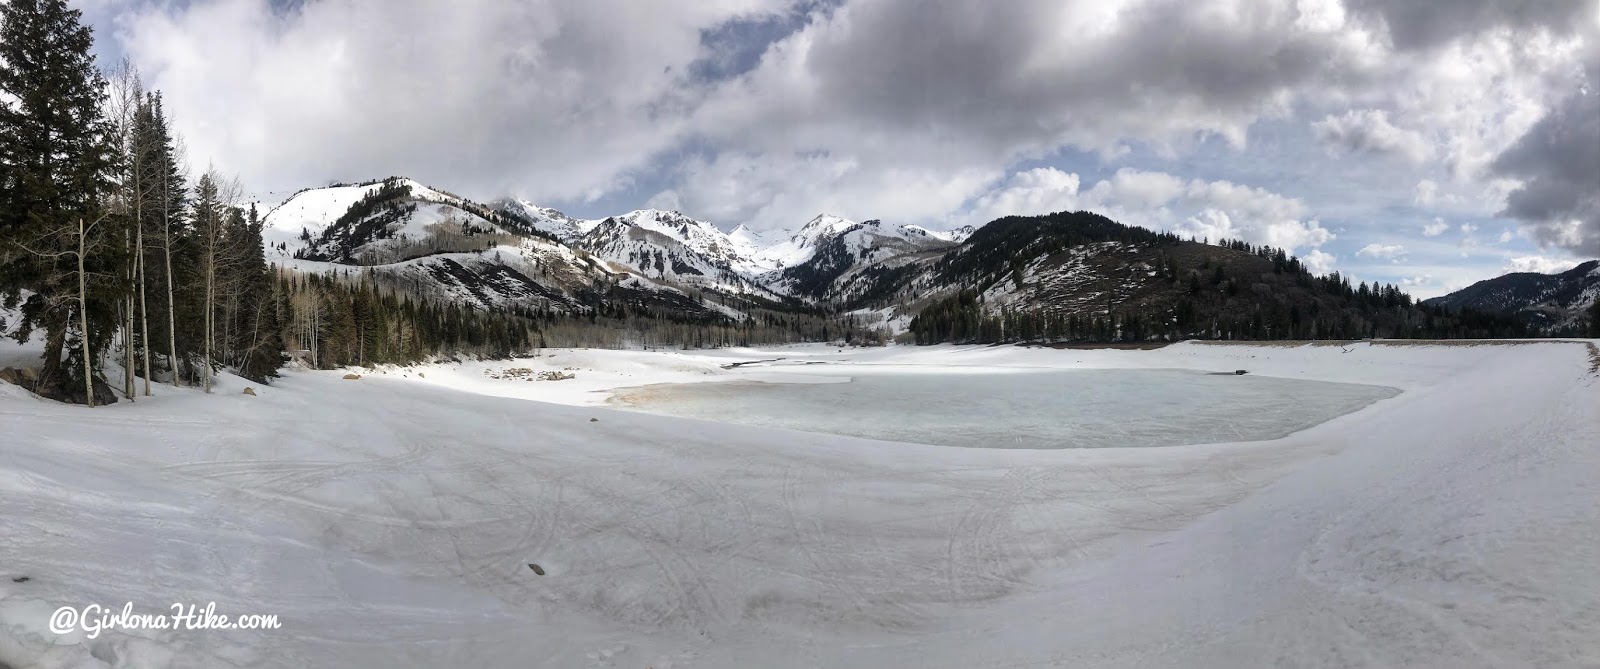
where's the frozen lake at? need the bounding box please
[609,368,1400,449]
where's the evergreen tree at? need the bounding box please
[0,0,117,404]
[227,203,284,381]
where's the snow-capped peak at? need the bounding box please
[603,209,750,264]
[744,214,860,270]
[922,224,976,243]
[494,198,595,243]
[726,224,771,257]
[794,214,857,240]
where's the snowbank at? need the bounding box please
[0,340,1595,667]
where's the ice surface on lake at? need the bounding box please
[611,368,1399,449]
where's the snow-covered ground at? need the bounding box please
[1,340,1597,667]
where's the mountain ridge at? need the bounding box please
[1424,260,1600,335]
[260,176,1537,343]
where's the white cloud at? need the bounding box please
[1356,243,1407,260]
[643,189,683,212]
[1303,249,1338,275]
[1460,223,1478,234]
[1503,256,1582,274]
[1399,274,1431,287]
[1312,109,1434,163]
[1413,179,1438,206]
[1422,218,1449,236]
[94,0,1597,248]
[1355,29,1589,181]
[116,0,789,201]
[667,150,1002,230]
[961,168,1333,255]
[962,167,1082,222]
[674,0,1402,229]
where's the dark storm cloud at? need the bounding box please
[1346,0,1596,50]
[1491,53,1600,255]
[777,0,1361,151]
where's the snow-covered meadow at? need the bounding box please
[1,340,1597,667]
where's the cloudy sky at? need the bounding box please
[80,0,1598,297]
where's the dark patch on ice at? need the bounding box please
[528,563,545,575]
[89,640,117,665]
[721,358,785,369]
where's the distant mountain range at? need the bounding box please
[260,177,974,323]
[1424,260,1600,335]
[259,176,1538,342]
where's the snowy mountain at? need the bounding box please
[261,178,1001,315]
[1424,259,1600,334]
[926,224,977,243]
[492,198,597,244]
[261,178,747,319]
[766,218,957,300]
[258,177,1498,343]
[751,214,860,272]
[580,212,781,300]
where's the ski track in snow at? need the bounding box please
[0,341,1597,668]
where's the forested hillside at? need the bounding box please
[1423,260,1600,336]
[906,212,1528,344]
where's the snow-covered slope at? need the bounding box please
[264,179,744,319]
[725,224,769,257]
[263,178,501,263]
[750,214,859,272]
[492,198,596,244]
[917,224,975,243]
[1,341,1595,667]
[764,218,957,299]
[260,182,386,258]
[264,178,999,313]
[580,212,782,300]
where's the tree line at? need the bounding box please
[0,0,281,404]
[0,0,535,405]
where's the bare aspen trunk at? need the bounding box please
[122,294,133,398]
[79,218,94,408]
[204,259,214,393]
[224,294,235,367]
[126,294,134,396]
[137,216,151,395]
[164,172,180,388]
[122,224,133,399]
